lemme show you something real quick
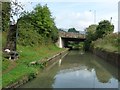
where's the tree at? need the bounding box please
[32,4,58,42]
[17,4,58,46]
[84,24,97,51]
[2,2,11,31]
[95,20,114,39]
[85,24,97,41]
[42,4,54,36]
[84,20,114,51]
[68,28,79,33]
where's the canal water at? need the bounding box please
[20,50,119,88]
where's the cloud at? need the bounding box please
[54,10,94,31]
[11,1,118,32]
[51,2,118,32]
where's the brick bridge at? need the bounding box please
[57,31,86,48]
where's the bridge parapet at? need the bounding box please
[59,31,85,39]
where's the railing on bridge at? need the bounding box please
[59,31,85,39]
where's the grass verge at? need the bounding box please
[2,44,65,87]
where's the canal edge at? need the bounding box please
[2,48,69,89]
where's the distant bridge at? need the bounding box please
[57,31,86,48]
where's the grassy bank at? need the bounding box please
[2,44,65,87]
[91,33,120,53]
[90,33,120,67]
[2,3,62,88]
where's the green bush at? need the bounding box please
[84,20,114,51]
[92,33,119,52]
[28,73,37,81]
[17,4,58,46]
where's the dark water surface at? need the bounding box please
[20,50,119,88]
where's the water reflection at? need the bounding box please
[20,50,119,88]
[58,59,62,67]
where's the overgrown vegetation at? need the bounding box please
[92,33,120,52]
[68,42,84,50]
[84,20,119,53]
[2,1,119,88]
[17,4,58,46]
[2,2,11,32]
[95,20,114,39]
[84,24,97,50]
[2,2,64,87]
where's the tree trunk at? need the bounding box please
[5,24,17,51]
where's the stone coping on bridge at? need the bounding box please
[59,31,85,39]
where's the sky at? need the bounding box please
[16,0,119,32]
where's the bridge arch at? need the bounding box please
[57,31,86,48]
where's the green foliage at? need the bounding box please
[2,3,62,88]
[17,17,43,46]
[17,4,58,46]
[68,42,84,50]
[85,24,97,41]
[84,40,91,51]
[95,20,114,39]
[2,32,7,48]
[92,33,120,53]
[68,28,79,33]
[28,73,37,81]
[84,20,114,51]
[2,2,11,31]
[32,4,58,41]
[84,24,97,51]
[78,42,84,49]
[50,26,59,43]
